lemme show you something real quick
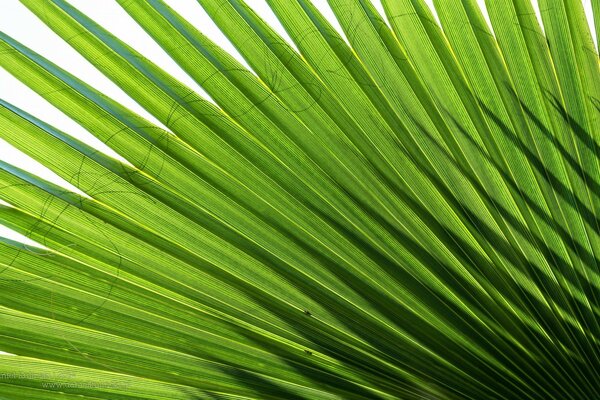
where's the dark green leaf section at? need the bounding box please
[0,0,598,399]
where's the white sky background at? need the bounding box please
[0,0,597,272]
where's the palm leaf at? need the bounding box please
[0,0,598,398]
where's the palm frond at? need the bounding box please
[0,0,598,398]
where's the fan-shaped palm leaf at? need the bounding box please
[0,0,598,398]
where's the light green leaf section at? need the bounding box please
[0,355,232,399]
[595,0,600,51]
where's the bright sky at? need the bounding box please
[0,0,597,255]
